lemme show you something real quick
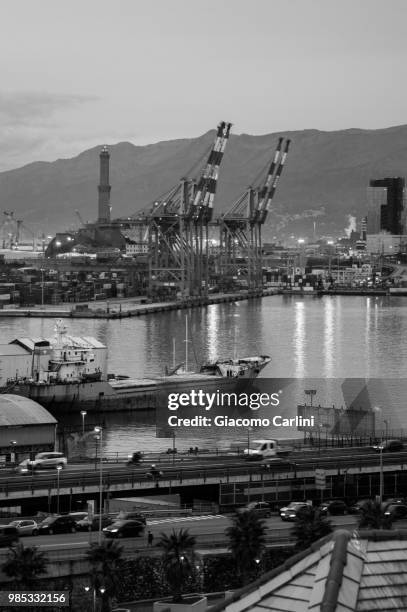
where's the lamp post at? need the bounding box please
[40,268,45,306]
[383,419,389,442]
[56,465,62,514]
[9,440,17,465]
[85,585,105,612]
[94,426,103,544]
[373,407,384,503]
[80,411,87,436]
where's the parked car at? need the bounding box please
[38,515,77,535]
[279,502,311,521]
[0,526,19,547]
[372,439,404,453]
[76,515,113,531]
[68,512,89,523]
[384,503,407,521]
[8,519,39,536]
[238,501,271,518]
[318,500,348,516]
[348,499,372,514]
[117,511,147,525]
[103,519,145,538]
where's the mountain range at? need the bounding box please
[1,123,407,240]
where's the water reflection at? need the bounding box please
[294,302,305,377]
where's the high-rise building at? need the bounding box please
[367,177,405,235]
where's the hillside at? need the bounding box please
[2,124,407,239]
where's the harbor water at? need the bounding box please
[1,294,406,454]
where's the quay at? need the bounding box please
[0,289,274,320]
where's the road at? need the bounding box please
[0,447,406,495]
[16,513,358,552]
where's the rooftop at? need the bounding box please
[0,394,57,426]
[210,529,407,612]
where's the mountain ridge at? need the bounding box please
[2,123,407,239]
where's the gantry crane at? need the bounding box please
[147,121,232,299]
[218,138,290,291]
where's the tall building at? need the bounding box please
[367,177,405,235]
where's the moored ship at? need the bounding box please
[4,321,271,414]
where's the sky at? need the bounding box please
[0,0,406,170]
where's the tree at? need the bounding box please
[86,539,124,612]
[157,528,197,603]
[2,544,48,589]
[225,510,267,586]
[358,500,393,530]
[291,506,333,551]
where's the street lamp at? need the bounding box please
[373,407,385,503]
[85,585,105,612]
[94,426,103,544]
[383,419,389,442]
[40,269,45,306]
[80,411,87,436]
[56,465,62,514]
[9,440,17,465]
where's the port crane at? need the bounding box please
[146,121,232,299]
[218,138,290,291]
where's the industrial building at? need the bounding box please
[0,394,57,462]
[366,177,407,255]
[367,177,406,235]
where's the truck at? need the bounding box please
[243,439,291,461]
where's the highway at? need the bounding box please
[0,447,406,495]
[10,513,360,556]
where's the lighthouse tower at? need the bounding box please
[98,146,111,223]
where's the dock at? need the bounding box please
[0,289,276,319]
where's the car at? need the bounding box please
[19,452,68,471]
[279,502,311,521]
[238,501,271,518]
[348,499,372,514]
[8,519,39,536]
[103,519,145,538]
[116,511,147,525]
[384,503,407,521]
[68,512,89,523]
[38,515,77,535]
[76,515,113,531]
[318,500,348,516]
[372,439,404,453]
[0,526,19,547]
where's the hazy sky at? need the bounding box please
[1,0,406,170]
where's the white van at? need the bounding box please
[244,439,287,460]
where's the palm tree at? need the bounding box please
[358,500,393,530]
[291,506,332,551]
[225,510,267,586]
[2,543,48,589]
[86,539,124,612]
[157,528,197,603]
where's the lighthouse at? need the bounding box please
[98,146,111,223]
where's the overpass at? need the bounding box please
[1,449,407,513]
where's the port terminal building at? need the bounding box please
[0,394,57,463]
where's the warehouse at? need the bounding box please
[0,394,57,463]
[0,343,32,387]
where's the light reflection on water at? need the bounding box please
[1,295,407,453]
